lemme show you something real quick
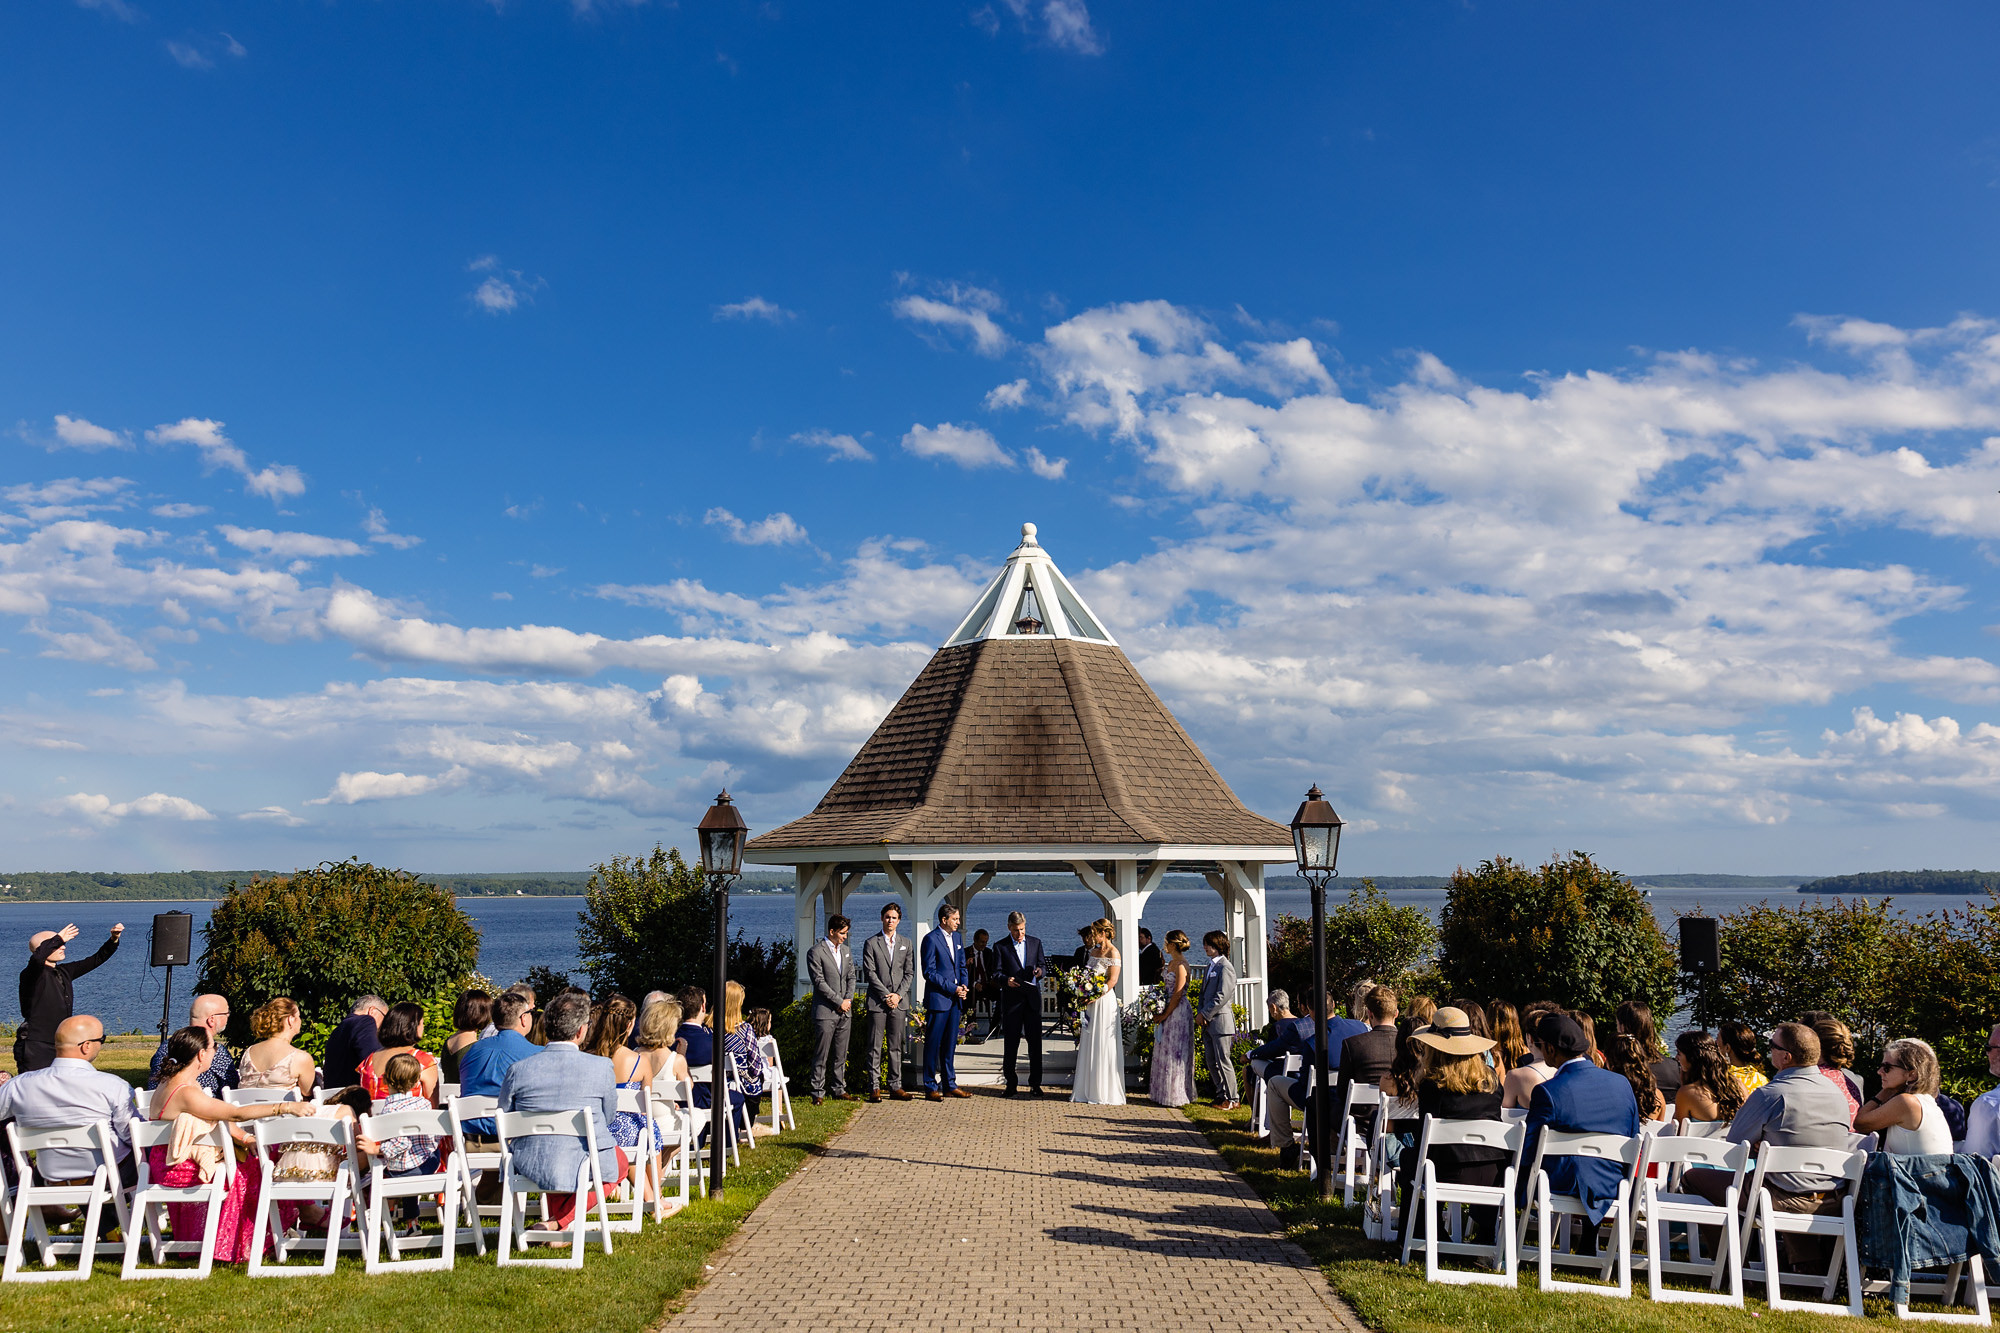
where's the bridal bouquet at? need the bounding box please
[1060,965,1111,1008]
[1120,984,1167,1042]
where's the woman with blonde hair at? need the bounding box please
[1395,1009,1506,1242]
[1148,929,1195,1107]
[237,996,315,1099]
[1857,1037,1952,1154]
[1488,1000,1527,1074]
[721,980,768,1119]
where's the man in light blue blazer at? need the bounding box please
[1518,1011,1641,1244]
[497,991,624,1228]
[922,903,970,1100]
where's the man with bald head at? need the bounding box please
[15,920,123,1073]
[146,993,237,1094]
[0,1013,137,1188]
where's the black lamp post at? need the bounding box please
[1289,784,1344,1199]
[697,790,748,1200]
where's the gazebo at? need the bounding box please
[745,523,1295,1014]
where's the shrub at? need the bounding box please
[576,844,797,1011]
[1266,878,1438,1010]
[1437,852,1677,1026]
[195,859,481,1051]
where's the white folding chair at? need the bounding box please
[1333,1082,1382,1206]
[1633,1135,1748,1305]
[246,1115,355,1277]
[724,1052,758,1151]
[1678,1118,1731,1140]
[759,1035,796,1132]
[2,1121,122,1282]
[1250,1052,1302,1140]
[495,1108,614,1268]
[1739,1143,1866,1317]
[357,1107,461,1273]
[448,1095,503,1255]
[601,1088,652,1233]
[129,1087,150,1118]
[440,1083,461,1102]
[649,1075,707,1211]
[1359,1100,1406,1241]
[1398,1115,1523,1285]
[122,1119,231,1280]
[1518,1128,1639,1297]
[223,1087,296,1107]
[686,1066,740,1168]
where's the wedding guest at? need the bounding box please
[1136,928,1164,987]
[1332,986,1399,1134]
[722,980,767,1120]
[1808,1016,1864,1104]
[1490,1000,1527,1073]
[148,994,237,1094]
[0,1014,137,1189]
[16,922,122,1073]
[237,997,316,1099]
[1616,999,1680,1101]
[1963,1023,2000,1157]
[1573,1011,1606,1068]
[496,993,626,1233]
[1719,1019,1768,1093]
[360,1002,440,1103]
[677,987,745,1125]
[148,1026,313,1262]
[863,902,917,1103]
[584,993,637,1061]
[459,991,539,1142]
[442,989,491,1084]
[613,998,681,1199]
[1397,1009,1507,1242]
[364,1053,439,1229]
[1517,1013,1640,1246]
[1672,1031,1746,1124]
[1246,988,1300,1092]
[967,928,997,1038]
[1856,1037,1952,1153]
[1405,995,1437,1029]
[1501,1002,1558,1109]
[1607,1034,1669,1122]
[806,914,857,1106]
[323,994,388,1087]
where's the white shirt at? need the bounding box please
[1012,936,1029,968]
[1965,1086,2000,1157]
[0,1057,133,1177]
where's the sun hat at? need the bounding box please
[1410,1007,1496,1056]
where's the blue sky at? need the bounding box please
[5,0,2000,876]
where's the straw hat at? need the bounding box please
[1410,1007,1495,1056]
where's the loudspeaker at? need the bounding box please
[150,911,193,967]
[1680,916,1720,974]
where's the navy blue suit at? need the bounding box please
[1519,1058,1641,1222]
[1248,1015,1316,1067]
[921,928,968,1092]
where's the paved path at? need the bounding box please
[661,1094,1365,1333]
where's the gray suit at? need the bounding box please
[807,936,857,1097]
[1197,952,1239,1102]
[861,930,917,1092]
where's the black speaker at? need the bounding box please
[150,911,193,967]
[1680,916,1720,974]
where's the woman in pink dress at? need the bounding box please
[147,1026,313,1263]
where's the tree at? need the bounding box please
[576,844,797,1010]
[1437,852,1677,1025]
[1266,879,1437,1011]
[196,859,480,1050]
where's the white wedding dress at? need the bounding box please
[1070,955,1126,1104]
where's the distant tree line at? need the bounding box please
[1798,869,2000,895]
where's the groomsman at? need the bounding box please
[807,915,857,1105]
[862,903,916,1103]
[1195,930,1239,1109]
[921,903,971,1100]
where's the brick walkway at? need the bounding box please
[661,1093,1365,1333]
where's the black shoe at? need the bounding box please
[1278,1145,1302,1171]
[1003,1086,1018,1098]
[1030,1086,1046,1098]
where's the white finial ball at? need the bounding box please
[1021,521,1038,544]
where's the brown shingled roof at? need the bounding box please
[749,636,1289,851]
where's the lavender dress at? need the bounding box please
[1151,961,1196,1107]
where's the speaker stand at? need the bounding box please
[158,964,175,1042]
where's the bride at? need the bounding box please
[1070,918,1125,1104]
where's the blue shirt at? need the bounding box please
[456,1029,538,1136]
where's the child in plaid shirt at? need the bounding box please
[359,1053,439,1231]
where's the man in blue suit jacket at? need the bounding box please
[497,992,625,1230]
[922,903,970,1099]
[1518,1012,1640,1239]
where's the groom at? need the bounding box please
[921,903,971,1100]
[993,910,1044,1097]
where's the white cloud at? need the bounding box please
[714,296,796,323]
[75,0,140,22]
[51,790,213,822]
[467,256,543,315]
[30,611,157,671]
[361,507,422,550]
[238,805,305,826]
[791,429,873,462]
[150,503,208,519]
[308,767,467,805]
[49,415,131,450]
[704,508,811,546]
[984,379,1030,410]
[166,41,213,69]
[5,477,131,522]
[219,526,368,559]
[988,0,1102,54]
[1023,446,1068,480]
[902,422,1015,470]
[146,418,306,501]
[893,285,1010,356]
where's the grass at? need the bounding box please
[0,1084,859,1333]
[1182,1104,1914,1333]
[2,1033,158,1084]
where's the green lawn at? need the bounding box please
[0,1094,859,1333]
[1183,1104,1922,1333]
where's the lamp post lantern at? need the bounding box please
[1289,784,1344,1199]
[697,790,748,1198]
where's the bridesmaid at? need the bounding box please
[1149,930,1196,1107]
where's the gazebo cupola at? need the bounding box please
[745,523,1294,1009]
